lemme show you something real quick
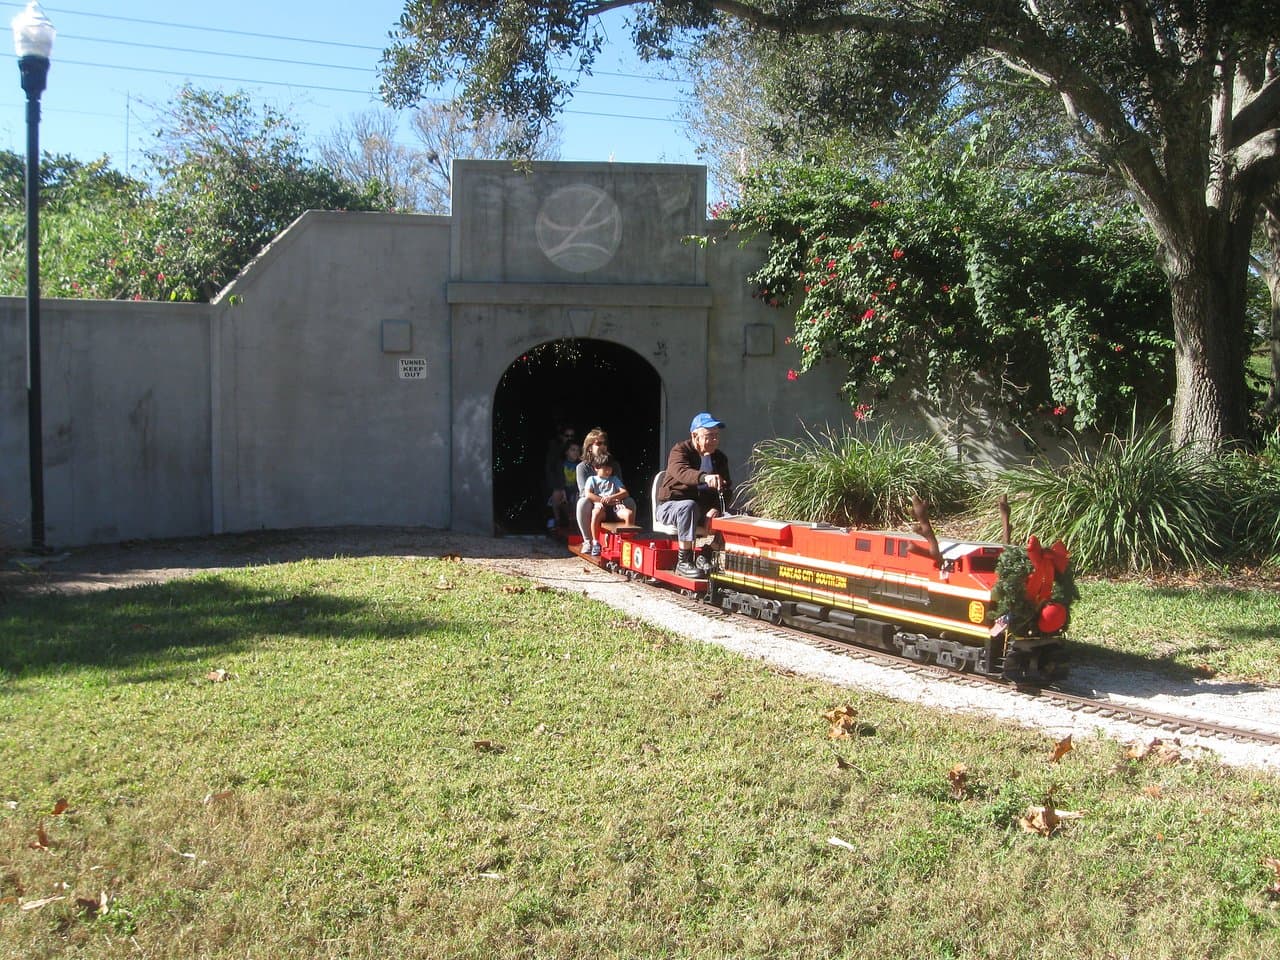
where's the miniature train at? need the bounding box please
[569,510,1074,686]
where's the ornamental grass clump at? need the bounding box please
[981,419,1229,573]
[1213,428,1280,566]
[740,426,974,528]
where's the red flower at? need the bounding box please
[871,355,882,364]
[892,248,904,260]
[787,369,799,381]
[862,308,875,321]
[1053,405,1067,416]
[941,284,950,292]
[1113,344,1125,353]
[784,335,792,344]
[826,259,836,270]
[853,403,872,421]
[887,281,897,291]
[870,201,882,209]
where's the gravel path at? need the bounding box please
[5,526,1279,773]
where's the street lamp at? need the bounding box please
[11,1,53,553]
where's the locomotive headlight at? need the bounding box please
[1038,602,1068,634]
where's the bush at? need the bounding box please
[739,426,974,527]
[979,419,1230,573]
[1214,428,1280,566]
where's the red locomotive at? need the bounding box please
[571,506,1073,686]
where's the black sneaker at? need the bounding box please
[675,559,706,579]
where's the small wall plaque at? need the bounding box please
[399,358,427,380]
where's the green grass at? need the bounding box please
[3,556,1280,958]
[1070,574,1280,682]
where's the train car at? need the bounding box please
[570,512,1073,686]
[708,515,1070,683]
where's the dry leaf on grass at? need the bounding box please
[824,704,867,739]
[1141,784,1163,798]
[827,836,856,852]
[1049,735,1073,763]
[1124,739,1185,765]
[203,790,235,805]
[835,755,854,770]
[19,895,65,911]
[501,585,526,594]
[1263,857,1280,898]
[947,763,970,799]
[439,553,462,562]
[436,578,454,590]
[472,740,504,753]
[50,798,69,816]
[1018,803,1084,837]
[74,892,109,917]
[205,669,229,683]
[28,823,50,851]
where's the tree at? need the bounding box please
[318,109,432,212]
[381,0,1280,449]
[409,103,563,214]
[725,146,1173,434]
[143,86,393,300]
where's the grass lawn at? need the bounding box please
[3,555,1280,959]
[1070,572,1280,683]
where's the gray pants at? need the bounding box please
[656,499,700,543]
[577,495,636,541]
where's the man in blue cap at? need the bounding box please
[657,412,732,579]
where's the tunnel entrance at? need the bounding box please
[493,339,663,535]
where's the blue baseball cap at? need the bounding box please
[690,412,725,432]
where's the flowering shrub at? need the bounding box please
[726,152,1173,431]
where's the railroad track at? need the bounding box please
[645,578,1280,750]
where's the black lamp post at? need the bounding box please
[11,1,54,553]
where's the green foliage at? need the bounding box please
[979,419,1230,573]
[0,86,391,302]
[142,86,393,301]
[1213,428,1280,566]
[725,145,1173,431]
[740,425,975,527]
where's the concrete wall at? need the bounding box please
[0,161,857,550]
[1,298,211,547]
[211,210,453,534]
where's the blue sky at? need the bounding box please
[0,0,703,179]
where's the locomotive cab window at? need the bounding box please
[855,538,871,552]
[884,539,896,555]
[898,541,910,558]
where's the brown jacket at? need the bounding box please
[657,439,732,511]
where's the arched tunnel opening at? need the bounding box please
[492,339,663,535]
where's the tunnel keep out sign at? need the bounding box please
[399,358,427,380]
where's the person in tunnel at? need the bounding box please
[656,413,732,579]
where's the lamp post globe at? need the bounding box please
[11,0,53,552]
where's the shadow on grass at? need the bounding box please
[1063,641,1273,698]
[0,576,444,683]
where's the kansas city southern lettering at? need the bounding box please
[778,565,848,590]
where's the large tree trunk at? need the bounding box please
[1164,205,1254,450]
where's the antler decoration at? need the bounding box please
[911,495,943,566]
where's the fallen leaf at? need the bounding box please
[440,553,462,562]
[50,798,69,816]
[501,585,526,594]
[835,755,853,770]
[203,790,235,805]
[534,585,553,593]
[947,763,970,799]
[28,823,50,851]
[74,892,108,917]
[640,742,660,755]
[1049,735,1073,763]
[19,895,64,911]
[1018,803,1084,837]
[472,740,504,753]
[436,578,454,590]
[3,800,17,809]
[205,669,229,683]
[824,704,858,739]
[827,836,856,852]
[1264,857,1280,898]
[1141,785,1163,798]
[533,723,549,736]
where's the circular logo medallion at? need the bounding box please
[535,184,622,273]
